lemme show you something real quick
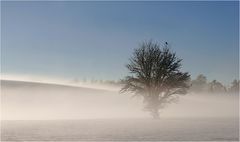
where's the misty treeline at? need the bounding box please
[190,74,239,95]
[73,76,239,95]
[71,78,120,87]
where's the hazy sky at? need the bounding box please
[1,1,239,85]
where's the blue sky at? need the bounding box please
[1,1,239,85]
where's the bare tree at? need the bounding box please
[120,41,190,118]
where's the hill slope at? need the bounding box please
[1,79,144,120]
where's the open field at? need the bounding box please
[1,118,239,141]
[1,80,239,141]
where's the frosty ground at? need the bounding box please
[1,117,239,141]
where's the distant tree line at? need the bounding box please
[71,78,121,87]
[74,75,239,95]
[189,74,239,95]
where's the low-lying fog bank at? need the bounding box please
[1,80,239,120]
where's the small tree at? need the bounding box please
[190,74,208,93]
[121,41,190,118]
[208,80,226,94]
[229,79,239,94]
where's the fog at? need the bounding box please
[1,80,238,120]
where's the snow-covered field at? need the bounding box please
[1,118,239,141]
[1,80,239,141]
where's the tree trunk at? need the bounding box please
[152,107,160,119]
[149,92,160,119]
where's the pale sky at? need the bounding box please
[1,1,239,85]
